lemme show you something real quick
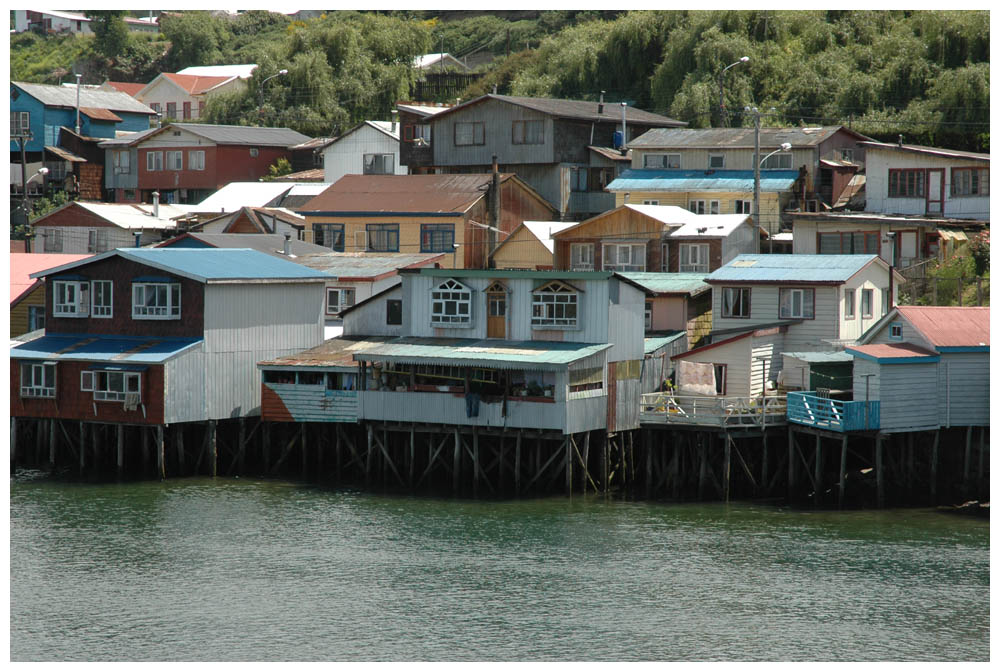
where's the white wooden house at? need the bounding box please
[322,121,405,184]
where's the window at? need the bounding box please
[113,150,131,174]
[363,153,394,175]
[404,124,432,145]
[689,199,720,215]
[249,148,259,158]
[588,167,615,192]
[166,102,176,119]
[431,279,472,325]
[146,151,163,172]
[642,199,659,205]
[708,154,725,169]
[454,122,484,146]
[91,370,141,402]
[721,287,750,318]
[643,153,680,169]
[198,101,205,118]
[714,364,727,395]
[182,101,191,120]
[761,153,792,170]
[132,282,181,319]
[888,169,925,198]
[844,288,855,319]
[314,223,344,251]
[779,288,815,319]
[512,119,544,145]
[366,224,399,252]
[149,102,161,114]
[661,242,669,271]
[91,280,113,317]
[570,243,594,270]
[87,229,109,253]
[889,322,903,340]
[53,280,89,317]
[733,199,752,214]
[42,229,63,253]
[679,243,710,272]
[11,111,30,136]
[20,362,56,398]
[569,366,604,394]
[645,302,652,330]
[188,150,205,171]
[571,167,588,192]
[861,288,874,318]
[882,288,890,316]
[951,168,989,196]
[532,281,578,328]
[326,288,355,315]
[421,223,454,253]
[602,243,646,272]
[818,231,879,255]
[386,299,402,326]
[28,306,45,331]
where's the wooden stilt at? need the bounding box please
[473,427,480,499]
[565,435,572,496]
[670,435,680,500]
[177,426,185,476]
[409,427,415,488]
[238,417,246,476]
[698,434,707,500]
[142,425,151,477]
[453,428,460,494]
[79,422,86,475]
[977,426,985,498]
[336,424,343,481]
[876,434,884,509]
[157,425,166,480]
[761,431,769,496]
[263,422,271,474]
[787,427,796,503]
[498,435,505,494]
[209,420,218,478]
[723,432,732,502]
[930,429,939,504]
[814,433,822,507]
[366,424,374,487]
[10,417,17,470]
[838,435,848,509]
[49,419,57,471]
[963,425,972,485]
[515,430,522,496]
[645,430,653,496]
[117,424,125,478]
[301,423,308,480]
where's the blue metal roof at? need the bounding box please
[351,337,612,371]
[11,334,202,363]
[606,169,800,193]
[706,254,880,284]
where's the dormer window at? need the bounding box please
[532,281,579,328]
[53,280,90,317]
[132,281,181,319]
[431,279,472,326]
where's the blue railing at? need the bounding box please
[786,392,880,432]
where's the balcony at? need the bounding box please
[786,391,879,432]
[640,393,787,429]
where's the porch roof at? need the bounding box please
[10,334,202,363]
[351,337,611,371]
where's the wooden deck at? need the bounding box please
[639,393,787,429]
[786,391,880,432]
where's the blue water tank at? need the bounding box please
[612,130,623,149]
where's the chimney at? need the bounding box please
[134,231,142,247]
[283,233,291,256]
[598,90,604,115]
[152,191,160,219]
[74,73,82,135]
[620,102,628,156]
[391,109,398,134]
[898,134,904,147]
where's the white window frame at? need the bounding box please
[166,150,183,171]
[532,281,578,329]
[43,228,63,252]
[679,243,710,273]
[11,110,31,136]
[844,288,856,319]
[570,243,594,271]
[642,199,659,205]
[363,153,394,175]
[779,287,815,319]
[889,322,903,340]
[114,150,131,174]
[92,370,141,402]
[861,288,874,318]
[146,151,163,171]
[326,287,356,315]
[188,150,205,171]
[28,305,45,331]
[431,279,473,326]
[733,199,752,214]
[53,280,90,317]
[454,121,485,146]
[708,154,725,169]
[21,362,56,398]
[602,242,646,272]
[91,280,113,318]
[132,282,181,319]
[689,199,720,215]
[761,153,792,170]
[643,153,681,169]
[87,229,109,254]
[721,286,750,319]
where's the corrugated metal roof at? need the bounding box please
[157,233,330,259]
[161,73,234,94]
[628,126,861,148]
[607,169,800,193]
[351,337,612,370]
[259,336,396,369]
[618,272,711,296]
[96,126,162,147]
[79,106,122,122]
[669,214,751,238]
[44,145,87,162]
[847,343,939,360]
[294,252,444,278]
[10,253,91,304]
[176,64,257,79]
[165,123,311,147]
[644,332,686,354]
[13,81,155,115]
[68,202,180,230]
[859,141,989,162]
[429,94,686,127]
[195,182,294,211]
[706,254,880,284]
[396,102,452,118]
[299,174,499,214]
[782,350,854,363]
[521,221,578,253]
[11,334,202,363]
[104,81,145,97]
[896,306,990,348]
[588,146,632,162]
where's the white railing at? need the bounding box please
[640,392,787,428]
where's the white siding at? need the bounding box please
[203,282,324,418]
[323,124,404,184]
[163,346,207,423]
[343,285,404,337]
[749,331,785,395]
[792,220,818,254]
[868,361,940,433]
[677,335,752,396]
[864,147,989,219]
[606,280,645,362]
[939,353,990,427]
[720,222,757,264]
[839,262,893,342]
[713,284,840,351]
[865,315,935,352]
[34,226,166,254]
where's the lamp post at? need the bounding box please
[21,166,49,252]
[258,69,288,119]
[748,104,791,254]
[717,56,748,128]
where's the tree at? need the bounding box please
[86,11,130,61]
[160,11,231,70]
[262,157,293,181]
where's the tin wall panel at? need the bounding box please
[163,345,206,423]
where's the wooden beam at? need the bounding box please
[930,429,939,504]
[177,425,185,476]
[269,425,302,475]
[787,427,796,503]
[79,421,86,475]
[117,424,125,478]
[157,425,165,481]
[474,427,480,499]
[372,429,406,488]
[814,433,822,507]
[723,431,732,502]
[208,420,218,478]
[453,428,461,494]
[515,430,522,496]
[409,427,415,488]
[838,435,848,509]
[238,417,246,476]
[572,434,598,493]
[876,434,884,509]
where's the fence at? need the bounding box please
[899,275,989,307]
[786,392,880,432]
[640,393,787,429]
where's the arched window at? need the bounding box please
[431,279,472,325]
[531,281,578,328]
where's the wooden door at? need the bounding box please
[487,291,506,339]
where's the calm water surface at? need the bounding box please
[9,471,989,661]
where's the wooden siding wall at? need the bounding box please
[606,280,646,363]
[359,387,567,431]
[749,331,784,396]
[649,296,687,332]
[633,146,816,175]
[711,284,843,351]
[322,124,405,184]
[202,282,324,419]
[613,190,784,222]
[46,256,204,337]
[35,224,168,255]
[686,292,713,349]
[719,222,757,264]
[432,100,555,166]
[666,238,722,273]
[11,359,165,424]
[553,209,665,271]
[163,346,207,423]
[866,316,935,351]
[11,284,45,337]
[261,383,359,423]
[491,228,553,270]
[677,336,751,396]
[839,263,894,342]
[304,213,464,269]
[864,360,940,433]
[104,147,139,190]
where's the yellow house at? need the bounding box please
[10,253,91,338]
[491,220,576,270]
[297,173,557,270]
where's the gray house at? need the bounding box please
[405,94,686,220]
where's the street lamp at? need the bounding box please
[748,103,792,254]
[258,69,288,117]
[21,167,49,252]
[717,56,748,128]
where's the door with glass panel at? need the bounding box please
[486,282,507,339]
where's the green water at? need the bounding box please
[9,471,989,661]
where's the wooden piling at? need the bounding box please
[117,424,124,478]
[515,430,522,495]
[366,424,374,487]
[564,435,572,496]
[875,434,884,509]
[209,420,218,478]
[761,431,769,496]
[473,427,480,499]
[977,426,985,498]
[263,422,271,474]
[838,435,848,509]
[453,429,461,495]
[813,433,822,507]
[409,427,415,488]
[238,418,246,476]
[157,425,165,480]
[10,417,17,469]
[582,432,591,495]
[177,426,185,476]
[787,428,796,503]
[697,434,707,500]
[723,432,732,502]
[301,423,308,480]
[963,425,972,489]
[48,419,56,471]
[79,422,86,475]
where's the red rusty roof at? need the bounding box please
[10,253,91,305]
[848,343,939,360]
[258,336,395,368]
[299,173,511,214]
[104,81,145,97]
[162,73,234,95]
[80,106,122,122]
[896,305,990,348]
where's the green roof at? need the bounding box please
[351,337,611,370]
[644,333,686,354]
[619,272,710,296]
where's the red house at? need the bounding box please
[101,122,312,205]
